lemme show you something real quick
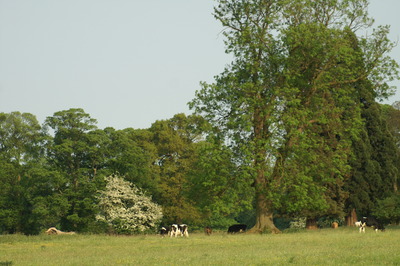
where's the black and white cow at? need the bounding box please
[360,216,385,232]
[227,224,247,234]
[355,221,366,233]
[179,224,189,237]
[170,224,189,237]
[170,224,180,237]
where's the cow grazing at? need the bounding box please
[179,224,189,237]
[160,226,171,237]
[228,224,247,234]
[170,224,180,237]
[204,226,212,236]
[170,224,189,237]
[361,217,385,232]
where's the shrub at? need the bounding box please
[96,175,163,234]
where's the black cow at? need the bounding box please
[228,224,247,234]
[361,216,385,232]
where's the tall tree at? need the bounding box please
[190,0,398,233]
[345,90,400,222]
[150,114,203,224]
[45,108,104,231]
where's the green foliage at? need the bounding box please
[372,194,400,224]
[44,108,104,232]
[102,127,159,194]
[188,138,254,224]
[149,114,205,225]
[345,88,399,216]
[191,0,399,231]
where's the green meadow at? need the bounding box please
[1,227,400,265]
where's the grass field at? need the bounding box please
[1,227,400,265]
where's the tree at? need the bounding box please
[19,166,69,234]
[345,91,400,222]
[0,112,46,164]
[190,0,398,233]
[188,135,254,228]
[102,127,159,195]
[382,103,400,149]
[150,114,204,224]
[45,108,104,231]
[96,175,162,234]
[0,112,48,234]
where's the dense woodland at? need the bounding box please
[0,103,399,234]
[2,0,400,234]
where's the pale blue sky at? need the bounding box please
[0,1,399,129]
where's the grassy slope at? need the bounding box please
[1,227,400,265]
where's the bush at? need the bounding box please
[372,194,400,224]
[96,175,163,234]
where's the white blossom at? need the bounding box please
[96,175,162,234]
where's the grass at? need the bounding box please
[1,227,400,265]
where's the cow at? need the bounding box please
[170,224,180,237]
[170,224,189,237]
[160,226,171,237]
[355,221,366,233]
[179,224,189,237]
[45,227,76,235]
[227,224,247,234]
[361,216,385,232]
[204,226,212,236]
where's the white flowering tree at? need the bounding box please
[96,175,162,234]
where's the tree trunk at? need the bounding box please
[249,106,281,234]
[345,208,358,226]
[249,192,281,234]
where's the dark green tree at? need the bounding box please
[0,112,48,234]
[102,127,159,194]
[382,103,400,151]
[45,108,105,231]
[345,88,400,222]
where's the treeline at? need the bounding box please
[2,0,400,235]
[0,103,399,234]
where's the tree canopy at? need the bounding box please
[190,0,399,233]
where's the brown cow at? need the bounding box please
[204,226,212,236]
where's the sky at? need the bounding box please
[0,1,399,130]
